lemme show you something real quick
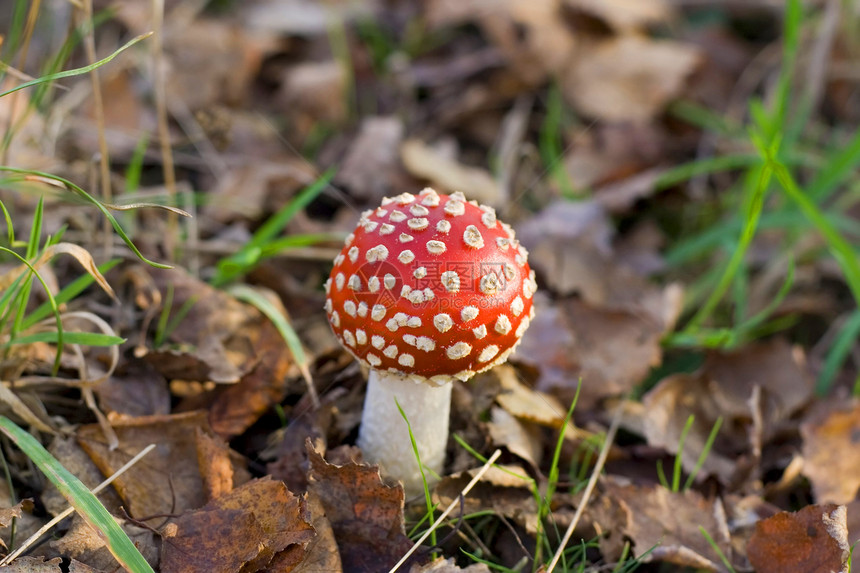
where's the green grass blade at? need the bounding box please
[672,415,695,492]
[818,310,860,396]
[0,33,152,99]
[226,285,309,373]
[0,168,173,269]
[0,417,155,573]
[3,331,125,347]
[212,169,335,286]
[683,416,723,491]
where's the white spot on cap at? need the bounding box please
[427,240,446,254]
[444,199,465,216]
[348,246,359,263]
[384,274,396,289]
[496,237,511,251]
[480,206,497,228]
[478,345,500,363]
[515,253,527,267]
[446,342,472,360]
[357,302,369,317]
[398,250,415,264]
[331,310,340,327]
[501,222,516,240]
[495,314,512,335]
[389,210,407,222]
[414,267,427,279]
[371,305,386,321]
[400,285,412,298]
[420,188,440,206]
[423,288,435,300]
[367,353,382,366]
[395,192,415,205]
[461,306,479,322]
[366,245,389,262]
[376,207,389,217]
[348,274,362,290]
[436,220,451,234]
[416,336,435,351]
[394,313,409,326]
[410,204,429,217]
[398,353,415,367]
[503,263,516,281]
[403,334,417,345]
[480,273,501,295]
[361,219,379,233]
[383,345,398,359]
[333,254,345,267]
[356,329,367,345]
[386,318,399,331]
[434,314,453,333]
[408,218,429,231]
[463,225,484,248]
[407,290,426,304]
[324,278,332,294]
[473,324,487,339]
[523,272,537,299]
[441,271,460,293]
[454,370,475,381]
[515,316,530,338]
[451,191,467,202]
[368,276,380,292]
[399,233,414,243]
[335,273,345,290]
[511,296,524,317]
[343,330,356,347]
[345,233,355,246]
[324,298,333,313]
[379,223,395,235]
[381,196,395,206]
[406,316,422,328]
[371,335,385,349]
[344,300,357,317]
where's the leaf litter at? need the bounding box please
[0,1,858,572]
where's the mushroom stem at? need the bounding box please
[358,370,452,496]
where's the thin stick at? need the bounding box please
[81,0,114,258]
[546,401,624,573]
[388,449,502,573]
[151,0,179,261]
[0,444,157,566]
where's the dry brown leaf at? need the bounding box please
[0,499,34,551]
[306,441,413,572]
[410,558,491,572]
[77,411,211,517]
[590,478,733,570]
[94,358,171,418]
[0,556,64,572]
[195,427,235,501]
[144,267,292,437]
[487,406,542,469]
[287,490,344,573]
[564,0,673,31]
[801,402,860,504]
[161,478,314,573]
[563,35,700,123]
[400,139,499,206]
[50,515,157,572]
[746,504,849,573]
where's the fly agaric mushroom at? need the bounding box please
[325,188,536,494]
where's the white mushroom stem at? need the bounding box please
[358,369,452,496]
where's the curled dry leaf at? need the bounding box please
[410,557,492,572]
[746,504,850,573]
[801,401,860,505]
[335,116,406,203]
[0,242,114,299]
[306,440,413,572]
[563,35,700,123]
[564,0,673,32]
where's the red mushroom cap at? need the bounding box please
[325,189,536,385]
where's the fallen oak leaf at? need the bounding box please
[305,439,413,573]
